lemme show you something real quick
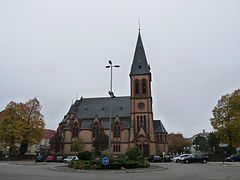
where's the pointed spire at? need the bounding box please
[130,31,151,76]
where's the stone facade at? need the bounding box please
[57,31,168,157]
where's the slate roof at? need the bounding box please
[153,120,167,133]
[74,96,130,119]
[130,31,151,76]
[63,96,131,130]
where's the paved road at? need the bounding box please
[0,161,240,180]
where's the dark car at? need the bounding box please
[46,155,55,162]
[225,154,240,162]
[148,155,161,162]
[35,155,44,162]
[182,154,209,163]
[56,156,64,162]
[162,155,171,162]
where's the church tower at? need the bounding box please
[129,30,156,156]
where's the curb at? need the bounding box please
[207,162,240,167]
[50,165,167,174]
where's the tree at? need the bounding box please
[168,134,191,154]
[49,132,63,153]
[0,98,45,154]
[125,147,143,161]
[0,101,25,153]
[92,127,109,151]
[210,89,240,148]
[207,132,221,153]
[193,136,208,153]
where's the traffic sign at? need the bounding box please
[102,157,109,165]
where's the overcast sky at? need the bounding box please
[0,0,239,138]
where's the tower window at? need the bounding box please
[144,115,146,130]
[142,80,147,94]
[135,80,139,94]
[137,116,139,131]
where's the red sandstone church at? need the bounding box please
[57,31,168,157]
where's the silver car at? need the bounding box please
[63,156,78,163]
[173,154,191,163]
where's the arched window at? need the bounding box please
[137,116,139,131]
[135,80,139,94]
[160,135,163,143]
[92,122,99,138]
[142,80,147,94]
[72,122,79,138]
[114,122,120,138]
[144,115,146,130]
[117,124,120,137]
[165,135,167,143]
[140,116,143,125]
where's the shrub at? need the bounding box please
[125,147,143,161]
[73,163,80,169]
[77,151,92,160]
[107,163,122,169]
[122,162,137,169]
[68,160,74,168]
[84,163,91,169]
[136,161,150,168]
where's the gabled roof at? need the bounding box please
[43,129,56,139]
[73,96,130,119]
[130,31,151,76]
[153,120,167,133]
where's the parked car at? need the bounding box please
[162,155,171,162]
[63,156,78,163]
[35,155,44,162]
[225,154,240,162]
[181,154,209,163]
[56,156,64,162]
[172,154,191,163]
[46,155,55,162]
[148,155,161,163]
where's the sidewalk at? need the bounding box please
[208,161,240,167]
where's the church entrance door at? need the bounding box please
[136,135,149,157]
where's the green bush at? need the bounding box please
[122,162,137,169]
[107,163,122,169]
[125,147,143,161]
[73,163,79,169]
[136,160,150,168]
[68,160,74,168]
[77,151,92,160]
[84,163,91,169]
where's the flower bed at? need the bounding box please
[68,159,149,170]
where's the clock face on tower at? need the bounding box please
[138,102,145,110]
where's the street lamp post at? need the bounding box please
[105,60,120,155]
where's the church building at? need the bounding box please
[57,31,168,157]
